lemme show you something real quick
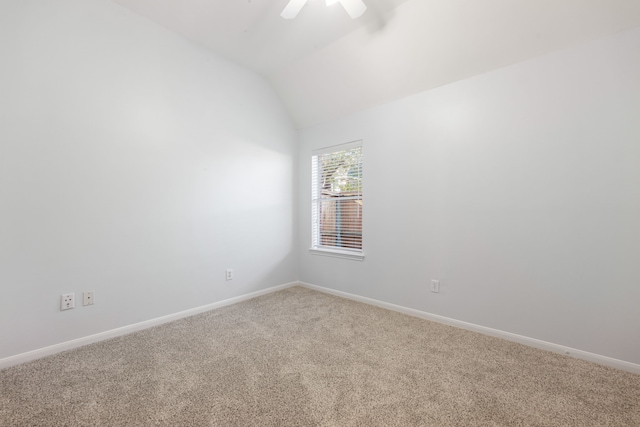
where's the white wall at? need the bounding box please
[0,0,297,360]
[298,27,640,365]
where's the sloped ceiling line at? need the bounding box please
[114,0,640,128]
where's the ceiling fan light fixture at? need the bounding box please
[280,0,307,19]
[281,0,367,20]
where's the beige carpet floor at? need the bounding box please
[1,286,639,426]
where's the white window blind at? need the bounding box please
[311,142,363,257]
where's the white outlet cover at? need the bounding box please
[61,293,75,310]
[83,291,94,306]
[431,280,440,293]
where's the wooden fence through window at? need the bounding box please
[320,192,362,250]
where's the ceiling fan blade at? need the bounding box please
[281,0,307,19]
[338,0,367,19]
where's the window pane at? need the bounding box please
[319,198,362,249]
[312,144,362,252]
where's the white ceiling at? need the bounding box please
[112,0,412,74]
[113,0,640,128]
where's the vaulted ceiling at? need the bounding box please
[113,0,640,128]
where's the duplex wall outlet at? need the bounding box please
[430,280,440,293]
[83,291,94,306]
[225,269,233,281]
[61,293,75,311]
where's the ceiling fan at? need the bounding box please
[281,0,367,20]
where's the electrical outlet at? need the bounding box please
[430,280,440,293]
[225,269,233,281]
[61,293,75,311]
[83,291,94,306]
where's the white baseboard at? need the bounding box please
[0,282,298,370]
[5,281,638,375]
[298,281,640,375]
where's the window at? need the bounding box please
[310,141,363,260]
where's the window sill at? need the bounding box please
[309,247,365,261]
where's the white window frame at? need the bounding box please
[310,140,364,261]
